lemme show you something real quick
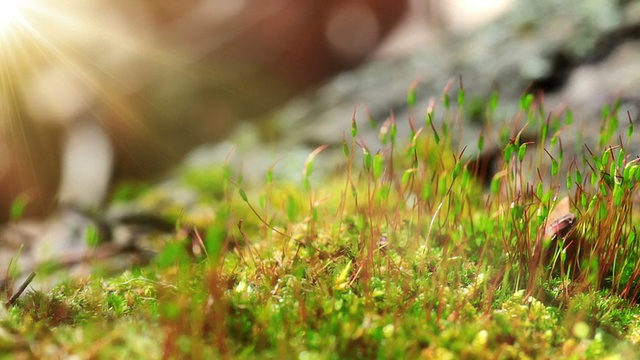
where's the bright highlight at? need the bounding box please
[0,0,22,33]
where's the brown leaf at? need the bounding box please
[543,196,577,242]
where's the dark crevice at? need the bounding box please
[530,22,640,93]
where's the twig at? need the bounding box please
[5,272,36,308]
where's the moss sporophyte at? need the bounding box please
[4,87,640,358]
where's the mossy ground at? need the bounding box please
[3,88,640,359]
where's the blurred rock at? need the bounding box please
[262,0,639,172]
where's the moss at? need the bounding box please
[4,89,640,358]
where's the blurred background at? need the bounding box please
[1,0,637,223]
[0,0,407,220]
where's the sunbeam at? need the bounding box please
[0,0,409,222]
